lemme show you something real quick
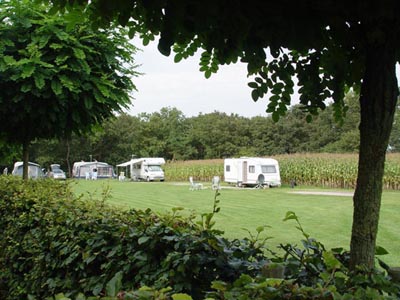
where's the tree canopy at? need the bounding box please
[0,0,138,178]
[38,0,400,269]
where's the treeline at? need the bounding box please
[11,91,400,173]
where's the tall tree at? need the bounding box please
[49,0,400,270]
[0,0,138,179]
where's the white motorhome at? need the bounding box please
[224,157,281,187]
[117,157,165,181]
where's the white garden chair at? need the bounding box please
[189,176,203,190]
[211,176,220,190]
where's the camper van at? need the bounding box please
[117,157,165,181]
[12,161,45,179]
[224,157,281,187]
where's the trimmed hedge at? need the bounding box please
[0,176,266,300]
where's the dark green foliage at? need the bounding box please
[0,0,138,178]
[197,212,400,300]
[1,177,399,299]
[40,211,400,300]
[29,92,400,172]
[0,176,266,300]
[0,0,137,143]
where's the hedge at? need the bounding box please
[0,176,266,299]
[1,176,399,300]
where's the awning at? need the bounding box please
[116,158,144,167]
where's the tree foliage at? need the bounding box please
[0,0,138,177]
[25,94,400,175]
[30,0,400,269]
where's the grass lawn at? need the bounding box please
[72,180,400,267]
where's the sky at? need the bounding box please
[126,40,400,119]
[126,40,279,118]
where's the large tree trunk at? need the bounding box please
[22,140,30,180]
[349,35,398,269]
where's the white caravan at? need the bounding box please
[72,161,115,179]
[117,157,165,181]
[12,161,45,179]
[224,157,281,187]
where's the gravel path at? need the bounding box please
[288,190,354,197]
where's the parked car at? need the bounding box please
[48,168,66,180]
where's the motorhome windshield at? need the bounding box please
[148,165,163,172]
[261,165,276,173]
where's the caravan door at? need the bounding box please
[242,160,248,184]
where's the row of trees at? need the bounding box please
[9,91,395,173]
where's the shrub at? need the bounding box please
[1,177,399,300]
[0,176,266,300]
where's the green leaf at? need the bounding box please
[174,53,183,63]
[248,82,258,89]
[55,54,69,65]
[34,73,45,90]
[323,251,342,270]
[60,75,76,91]
[50,43,63,50]
[21,64,36,78]
[375,246,389,256]
[96,81,111,97]
[204,70,212,79]
[272,111,280,122]
[251,89,259,101]
[3,55,17,65]
[92,283,103,296]
[51,79,63,95]
[54,293,71,300]
[84,98,93,110]
[138,236,150,245]
[256,226,265,233]
[21,83,32,93]
[172,294,193,300]
[210,281,227,292]
[73,48,86,59]
[259,71,268,79]
[269,95,280,102]
[199,65,208,72]
[255,77,263,84]
[283,211,298,222]
[143,36,150,46]
[105,271,123,297]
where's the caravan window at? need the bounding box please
[262,165,276,173]
[225,165,231,172]
[249,165,255,173]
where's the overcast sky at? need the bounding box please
[126,40,279,118]
[126,40,400,118]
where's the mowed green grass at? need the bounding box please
[72,180,400,266]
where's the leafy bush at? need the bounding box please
[0,177,266,300]
[1,177,399,300]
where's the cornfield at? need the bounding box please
[164,153,400,190]
[165,159,224,182]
